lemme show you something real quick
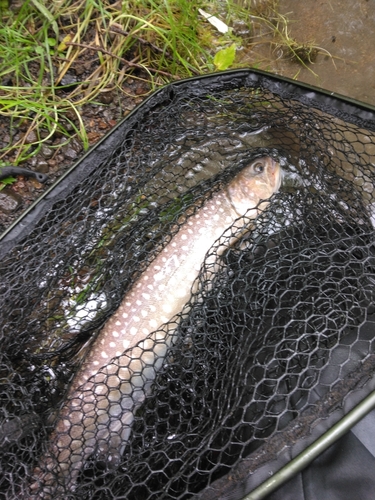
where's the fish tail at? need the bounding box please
[27,327,175,496]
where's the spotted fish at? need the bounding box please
[28,157,281,497]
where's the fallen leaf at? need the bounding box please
[213,43,236,70]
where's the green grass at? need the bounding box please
[0,0,330,164]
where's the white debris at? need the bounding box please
[198,8,229,34]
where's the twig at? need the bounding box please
[109,23,171,58]
[65,42,179,79]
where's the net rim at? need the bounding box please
[2,68,375,252]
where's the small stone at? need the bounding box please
[24,130,38,144]
[87,131,101,143]
[98,119,108,130]
[135,86,145,96]
[62,146,79,160]
[59,138,82,161]
[74,65,85,76]
[103,108,115,121]
[35,160,49,173]
[0,188,22,213]
[55,154,65,164]
[30,179,43,189]
[41,145,54,159]
[93,105,106,116]
[40,130,51,139]
[60,72,78,86]
[65,109,78,121]
[98,91,114,104]
[62,120,74,132]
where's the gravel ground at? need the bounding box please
[0,57,151,233]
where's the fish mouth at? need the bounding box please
[256,158,283,197]
[270,157,283,192]
[275,164,283,191]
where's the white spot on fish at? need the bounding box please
[123,340,130,349]
[109,342,116,348]
[133,316,140,322]
[130,327,137,336]
[142,293,150,300]
[176,288,188,298]
[150,305,156,312]
[149,319,158,328]
[95,384,106,395]
[122,312,128,319]
[115,321,121,326]
[181,233,187,240]
[136,300,142,306]
[112,331,119,337]
[171,277,180,288]
[101,351,108,359]
[93,360,100,366]
[163,303,172,313]
[141,309,148,317]
[147,284,154,290]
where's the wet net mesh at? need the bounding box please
[1,71,375,499]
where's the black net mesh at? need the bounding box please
[1,71,375,499]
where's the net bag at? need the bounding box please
[1,69,375,500]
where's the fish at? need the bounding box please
[27,156,281,498]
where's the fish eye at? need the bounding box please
[252,161,265,173]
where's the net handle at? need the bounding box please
[243,389,375,500]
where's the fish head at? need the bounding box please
[226,156,281,218]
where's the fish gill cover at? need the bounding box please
[1,70,375,499]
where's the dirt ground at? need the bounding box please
[278,0,375,104]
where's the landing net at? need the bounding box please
[1,70,375,499]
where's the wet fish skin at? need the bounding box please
[28,157,281,497]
